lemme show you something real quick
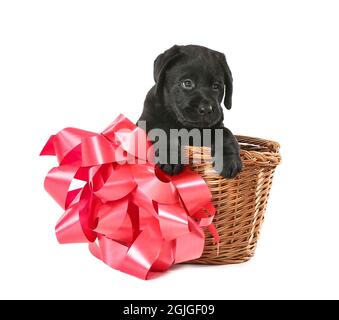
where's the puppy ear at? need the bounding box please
[153,45,182,93]
[217,53,233,110]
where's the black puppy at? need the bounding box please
[138,44,242,179]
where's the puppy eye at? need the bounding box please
[212,82,222,90]
[181,79,195,90]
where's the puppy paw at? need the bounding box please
[220,156,243,179]
[157,163,185,176]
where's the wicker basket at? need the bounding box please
[187,135,281,264]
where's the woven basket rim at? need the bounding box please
[187,135,281,168]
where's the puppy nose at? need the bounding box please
[198,105,213,115]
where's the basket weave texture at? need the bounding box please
[187,135,281,264]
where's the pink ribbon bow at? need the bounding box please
[41,114,218,279]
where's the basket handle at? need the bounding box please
[235,135,280,153]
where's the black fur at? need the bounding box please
[138,44,242,178]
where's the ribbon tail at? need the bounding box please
[40,135,56,156]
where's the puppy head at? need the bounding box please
[153,45,233,128]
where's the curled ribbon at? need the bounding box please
[40,114,218,279]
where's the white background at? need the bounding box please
[1,0,338,300]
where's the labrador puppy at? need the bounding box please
[137,44,242,178]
